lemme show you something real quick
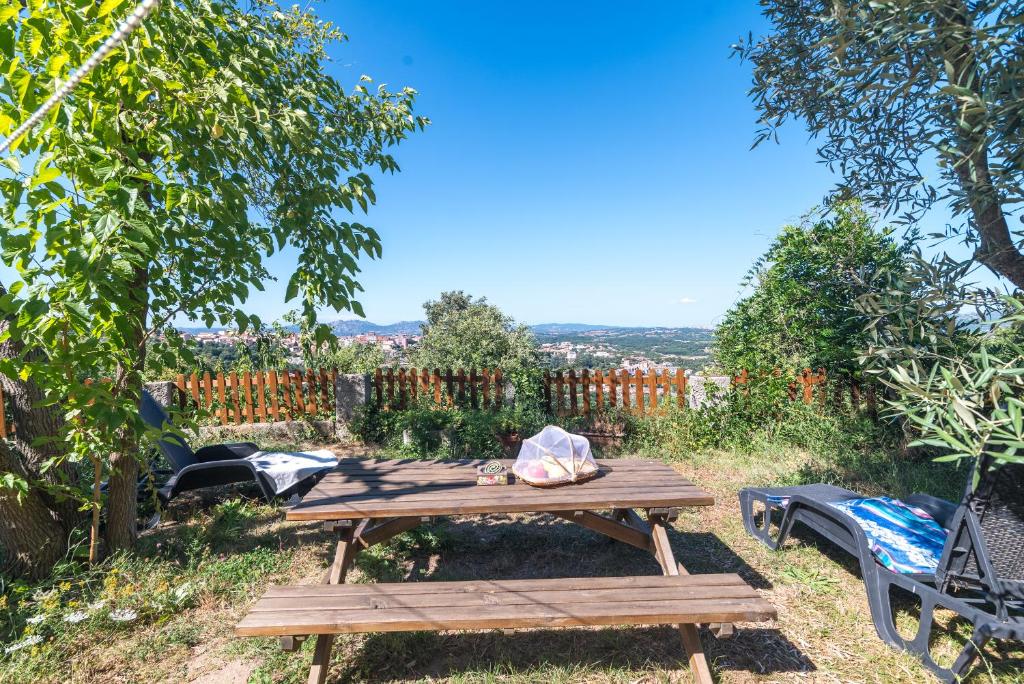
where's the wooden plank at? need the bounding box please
[433,369,442,407]
[543,370,553,413]
[203,371,213,410]
[568,369,578,415]
[254,584,760,612]
[594,369,604,410]
[310,482,711,501]
[280,369,293,419]
[255,371,268,423]
[237,574,773,636]
[319,368,330,410]
[243,371,254,423]
[409,367,418,402]
[267,370,281,421]
[551,510,652,551]
[292,370,306,417]
[306,368,318,413]
[288,492,714,521]
[607,369,617,407]
[650,519,714,684]
[620,369,630,409]
[445,369,454,407]
[469,369,478,409]
[634,370,645,413]
[676,371,687,409]
[240,597,775,636]
[555,370,565,416]
[189,373,201,408]
[263,574,746,598]
[456,368,467,405]
[356,516,423,549]
[581,369,591,415]
[648,369,658,410]
[481,369,491,409]
[662,371,671,409]
[398,368,407,410]
[228,371,241,425]
[216,372,228,425]
[386,368,395,405]
[176,374,187,407]
[309,527,358,684]
[325,458,679,472]
[374,368,384,406]
[420,368,430,399]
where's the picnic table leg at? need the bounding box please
[648,516,714,684]
[308,524,360,684]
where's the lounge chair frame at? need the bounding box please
[739,460,1023,682]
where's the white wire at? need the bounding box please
[0,0,161,155]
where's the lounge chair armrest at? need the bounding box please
[905,493,958,529]
[195,442,260,462]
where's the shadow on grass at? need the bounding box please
[337,624,813,682]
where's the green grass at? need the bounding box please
[0,433,1021,683]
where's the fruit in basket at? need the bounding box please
[522,462,548,481]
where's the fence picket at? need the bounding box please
[255,371,268,422]
[568,369,578,415]
[216,372,228,425]
[242,371,254,423]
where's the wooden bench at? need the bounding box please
[236,573,775,637]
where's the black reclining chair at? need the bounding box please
[141,390,283,503]
[740,457,1023,681]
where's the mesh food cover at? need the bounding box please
[512,426,599,486]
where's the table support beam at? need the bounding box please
[356,516,424,549]
[308,523,360,684]
[649,517,714,684]
[551,510,654,552]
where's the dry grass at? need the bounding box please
[2,440,1022,684]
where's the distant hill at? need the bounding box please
[327,320,423,336]
[529,323,614,334]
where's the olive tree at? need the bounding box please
[0,0,425,577]
[735,1,1024,287]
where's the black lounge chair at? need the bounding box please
[140,390,309,503]
[740,457,1023,682]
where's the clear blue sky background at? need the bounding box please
[223,2,957,327]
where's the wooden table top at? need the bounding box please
[286,458,714,521]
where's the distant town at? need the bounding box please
[178,322,714,372]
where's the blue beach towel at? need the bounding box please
[828,496,948,574]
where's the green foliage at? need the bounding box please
[350,395,548,459]
[715,201,906,377]
[413,291,538,377]
[0,0,425,535]
[734,1,1024,287]
[859,251,1024,470]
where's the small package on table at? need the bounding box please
[476,460,508,485]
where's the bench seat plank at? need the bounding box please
[236,574,776,636]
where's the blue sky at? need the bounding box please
[230,3,954,327]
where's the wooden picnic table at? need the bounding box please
[240,458,775,684]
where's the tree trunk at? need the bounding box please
[0,443,67,580]
[103,265,150,553]
[937,1,1024,290]
[0,284,80,577]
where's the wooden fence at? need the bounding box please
[372,368,504,410]
[0,366,879,438]
[544,369,688,416]
[173,368,339,425]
